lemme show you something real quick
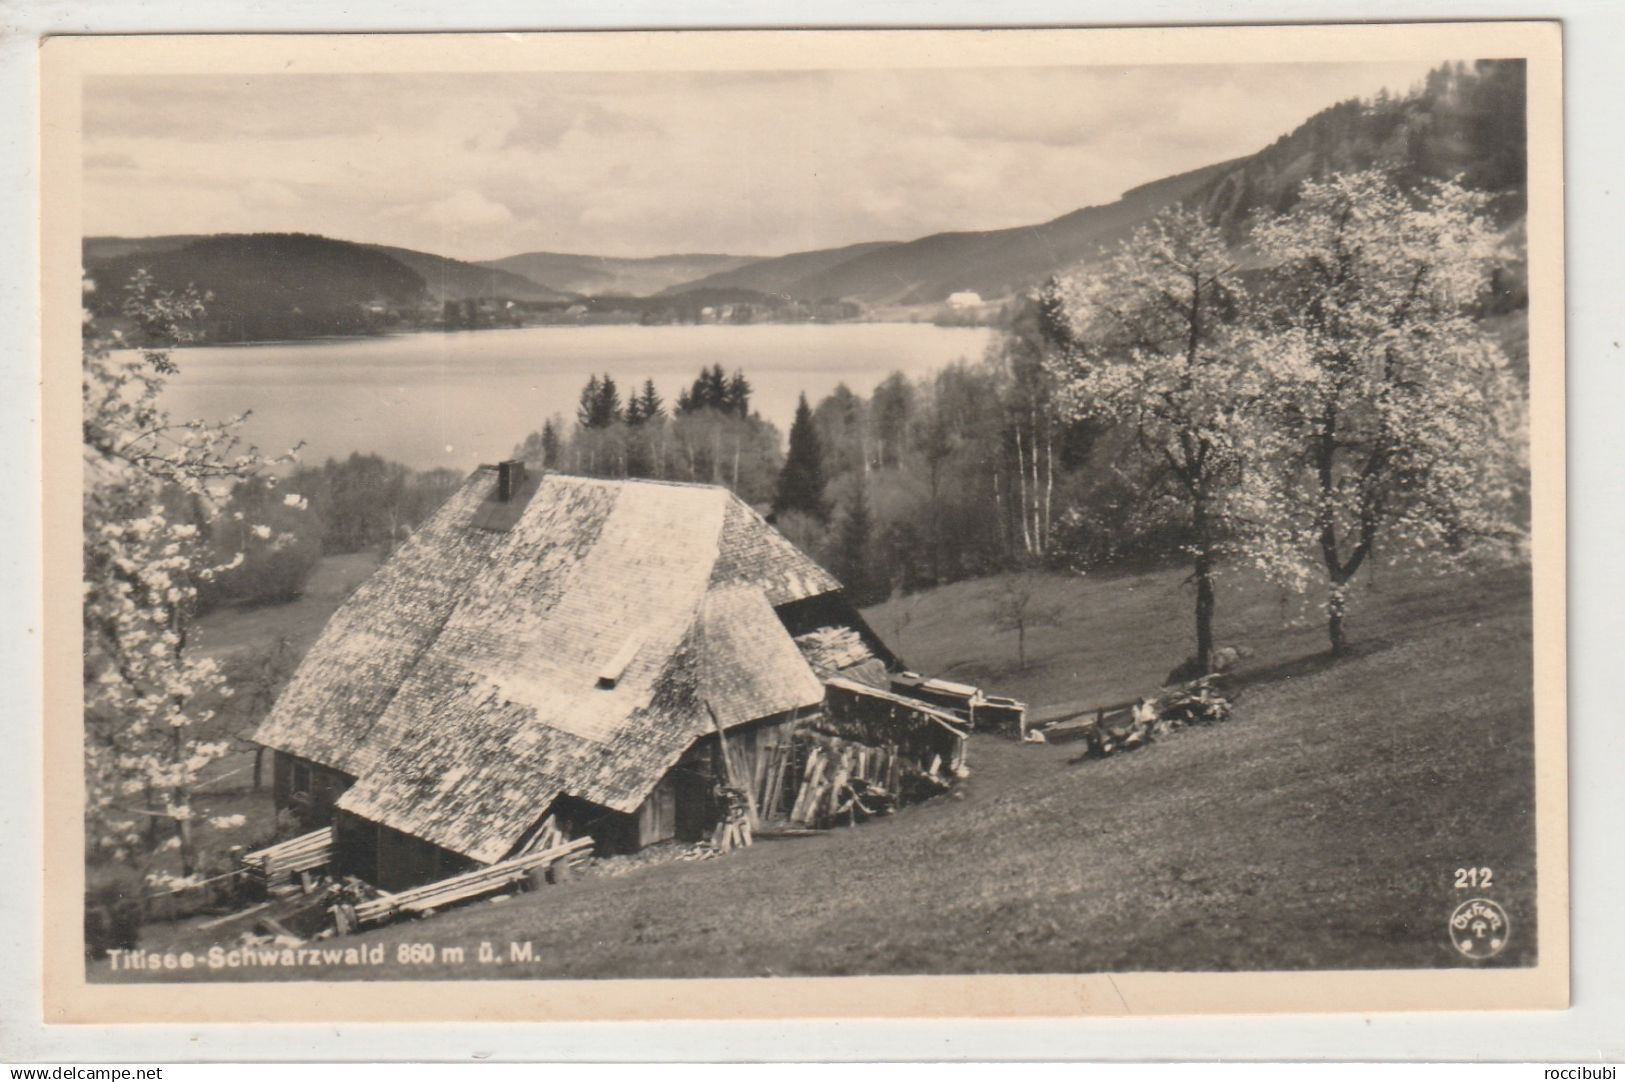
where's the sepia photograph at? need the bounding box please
[38,23,1566,1022]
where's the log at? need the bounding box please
[197,901,269,930]
[752,743,770,808]
[707,701,759,828]
[352,836,592,926]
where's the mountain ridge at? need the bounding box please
[81,61,1527,326]
[479,250,760,298]
[362,243,570,303]
[653,241,903,299]
[83,232,433,343]
[686,157,1242,307]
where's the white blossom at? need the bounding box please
[82,269,297,877]
[1234,171,1527,651]
[1045,208,1252,668]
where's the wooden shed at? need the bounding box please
[253,464,905,888]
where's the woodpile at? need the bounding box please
[756,731,950,831]
[1034,676,1235,757]
[321,877,379,936]
[709,786,754,852]
[582,841,723,880]
[794,626,877,674]
[238,827,333,897]
[821,677,969,773]
[512,814,569,856]
[349,836,594,928]
[1154,676,1232,728]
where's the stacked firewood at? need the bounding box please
[322,876,382,936]
[1048,676,1235,757]
[759,732,947,830]
[1153,676,1232,729]
[238,827,333,897]
[709,786,754,852]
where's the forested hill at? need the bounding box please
[479,251,759,298]
[363,244,570,303]
[1186,59,1527,234]
[81,233,573,342]
[666,160,1239,307]
[84,233,432,342]
[666,60,1527,307]
[653,241,902,299]
[80,62,1527,328]
[82,234,208,263]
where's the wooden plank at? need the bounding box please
[706,701,759,828]
[752,741,771,809]
[767,744,792,817]
[197,901,270,930]
[353,837,592,925]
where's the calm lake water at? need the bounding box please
[160,323,996,473]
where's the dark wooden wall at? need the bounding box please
[333,809,474,891]
[636,774,678,847]
[271,750,356,831]
[569,711,808,854]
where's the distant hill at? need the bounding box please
[659,241,901,299]
[84,233,430,343]
[81,63,1525,330]
[691,159,1239,308]
[1184,59,1527,236]
[363,243,570,303]
[83,235,209,263]
[661,60,1527,309]
[480,251,758,298]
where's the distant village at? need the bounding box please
[366,289,998,334]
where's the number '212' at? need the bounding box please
[1454,866,1494,889]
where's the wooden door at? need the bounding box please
[637,774,678,848]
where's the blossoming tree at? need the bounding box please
[1046,209,1252,675]
[1238,171,1526,655]
[82,270,296,894]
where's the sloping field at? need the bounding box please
[99,563,1536,980]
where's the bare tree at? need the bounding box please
[988,569,1065,671]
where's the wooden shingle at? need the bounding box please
[255,469,846,865]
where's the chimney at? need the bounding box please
[497,459,528,502]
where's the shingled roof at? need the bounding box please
[254,468,839,864]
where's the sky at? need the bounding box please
[82,62,1443,263]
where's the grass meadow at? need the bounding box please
[99,556,1537,979]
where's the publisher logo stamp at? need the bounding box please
[1449,897,1510,960]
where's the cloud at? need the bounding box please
[83,74,433,141]
[80,61,1445,260]
[502,98,663,150]
[502,101,577,150]
[403,189,515,229]
[242,179,303,210]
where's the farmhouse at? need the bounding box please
[253,462,958,892]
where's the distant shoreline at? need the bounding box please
[164,320,1000,350]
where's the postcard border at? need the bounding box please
[38,21,1568,1025]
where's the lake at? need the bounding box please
[160,323,997,473]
